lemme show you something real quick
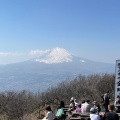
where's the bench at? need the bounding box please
[70,117,90,120]
[72,113,90,117]
[70,113,90,120]
[70,117,81,120]
[63,107,69,115]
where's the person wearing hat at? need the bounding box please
[70,97,74,102]
[92,101,101,114]
[74,99,79,108]
[90,107,100,120]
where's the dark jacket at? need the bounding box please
[103,112,119,120]
[103,96,110,105]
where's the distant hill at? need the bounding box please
[0,47,115,92]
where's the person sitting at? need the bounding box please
[92,101,101,114]
[81,99,91,113]
[114,95,120,113]
[56,101,65,118]
[69,100,76,111]
[101,104,119,120]
[45,106,54,120]
[67,100,76,116]
[74,99,79,108]
[76,104,81,113]
[90,107,100,120]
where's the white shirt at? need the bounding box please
[90,114,100,120]
[81,102,90,113]
[46,111,54,120]
[75,102,79,107]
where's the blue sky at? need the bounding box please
[0,0,120,64]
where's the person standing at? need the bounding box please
[103,92,110,112]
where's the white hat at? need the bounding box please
[90,107,97,113]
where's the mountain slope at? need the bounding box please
[0,47,115,92]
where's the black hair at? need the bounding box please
[82,100,85,103]
[59,101,65,108]
[117,95,120,98]
[77,104,81,108]
[45,106,52,111]
[85,99,90,103]
[106,91,109,93]
[71,100,74,103]
[108,105,114,111]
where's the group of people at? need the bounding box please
[68,97,101,120]
[42,101,65,120]
[42,91,120,120]
[68,91,120,120]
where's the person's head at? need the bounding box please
[85,99,90,103]
[82,100,85,104]
[92,101,97,105]
[59,101,65,108]
[117,95,120,98]
[108,105,114,112]
[71,100,74,103]
[105,91,109,96]
[117,96,120,101]
[74,99,77,102]
[45,106,52,111]
[90,107,97,114]
[70,100,75,110]
[70,97,74,102]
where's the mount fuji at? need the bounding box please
[0,47,115,92]
[32,47,73,64]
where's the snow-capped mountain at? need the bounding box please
[32,47,73,64]
[0,47,115,92]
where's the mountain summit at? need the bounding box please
[32,47,73,64]
[0,47,114,92]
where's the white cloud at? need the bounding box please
[0,49,50,57]
[0,49,50,64]
[30,49,50,56]
[0,52,28,64]
[0,52,24,56]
